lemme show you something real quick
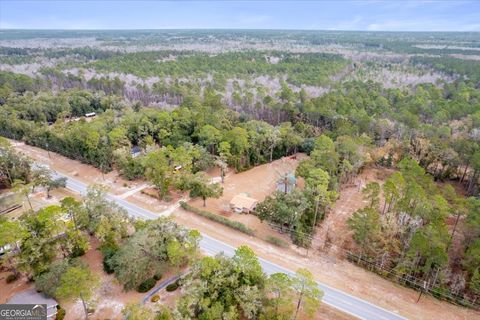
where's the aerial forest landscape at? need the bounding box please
[0,1,480,320]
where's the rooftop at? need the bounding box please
[7,289,58,317]
[230,194,258,209]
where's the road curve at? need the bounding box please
[54,171,407,320]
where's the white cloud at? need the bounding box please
[366,19,480,32]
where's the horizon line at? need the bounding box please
[1,28,479,33]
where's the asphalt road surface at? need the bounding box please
[54,171,407,320]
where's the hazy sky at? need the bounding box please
[1,0,479,31]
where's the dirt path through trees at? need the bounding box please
[314,167,394,256]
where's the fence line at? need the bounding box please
[346,251,480,310]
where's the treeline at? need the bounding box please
[297,81,480,195]
[44,47,122,60]
[0,71,43,94]
[412,56,480,84]
[348,158,480,303]
[1,70,479,197]
[90,50,347,86]
[0,80,321,201]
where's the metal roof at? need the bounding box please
[7,289,58,311]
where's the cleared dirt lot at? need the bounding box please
[0,273,33,304]
[188,154,307,245]
[1,186,80,220]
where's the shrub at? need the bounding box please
[101,246,118,274]
[165,281,179,292]
[153,273,163,281]
[35,260,71,296]
[150,294,160,302]
[56,307,66,320]
[156,308,172,320]
[137,278,156,293]
[266,236,289,248]
[70,246,86,258]
[6,273,18,283]
[180,202,255,236]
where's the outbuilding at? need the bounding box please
[7,289,58,319]
[131,145,142,158]
[230,194,258,214]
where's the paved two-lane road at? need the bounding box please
[54,171,407,320]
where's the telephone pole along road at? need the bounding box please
[53,171,407,320]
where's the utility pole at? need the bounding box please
[447,211,461,250]
[416,281,427,303]
[46,143,51,159]
[306,196,320,257]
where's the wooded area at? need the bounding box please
[1,30,480,316]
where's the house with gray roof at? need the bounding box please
[7,289,58,319]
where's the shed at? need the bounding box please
[230,194,258,213]
[131,146,142,158]
[7,289,58,319]
[276,173,297,193]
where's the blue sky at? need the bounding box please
[1,1,479,31]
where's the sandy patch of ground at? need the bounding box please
[315,304,356,320]
[188,155,306,244]
[0,273,33,304]
[62,238,143,320]
[126,187,185,215]
[2,186,80,220]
